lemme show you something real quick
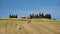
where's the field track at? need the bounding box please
[0,18,60,34]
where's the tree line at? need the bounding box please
[9,12,51,19]
[30,13,51,19]
[9,14,18,18]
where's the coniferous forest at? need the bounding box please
[9,12,51,19]
[30,12,51,19]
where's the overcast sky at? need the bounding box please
[0,0,60,20]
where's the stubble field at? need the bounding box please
[0,18,60,34]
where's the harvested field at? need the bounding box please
[0,18,60,34]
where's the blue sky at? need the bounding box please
[0,0,60,20]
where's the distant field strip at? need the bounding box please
[0,18,60,34]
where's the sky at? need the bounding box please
[0,0,60,20]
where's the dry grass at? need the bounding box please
[0,18,60,34]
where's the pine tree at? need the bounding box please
[16,15,17,18]
[9,14,11,18]
[48,14,51,19]
[41,13,44,18]
[45,14,48,18]
[44,14,51,19]
[39,12,41,18]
